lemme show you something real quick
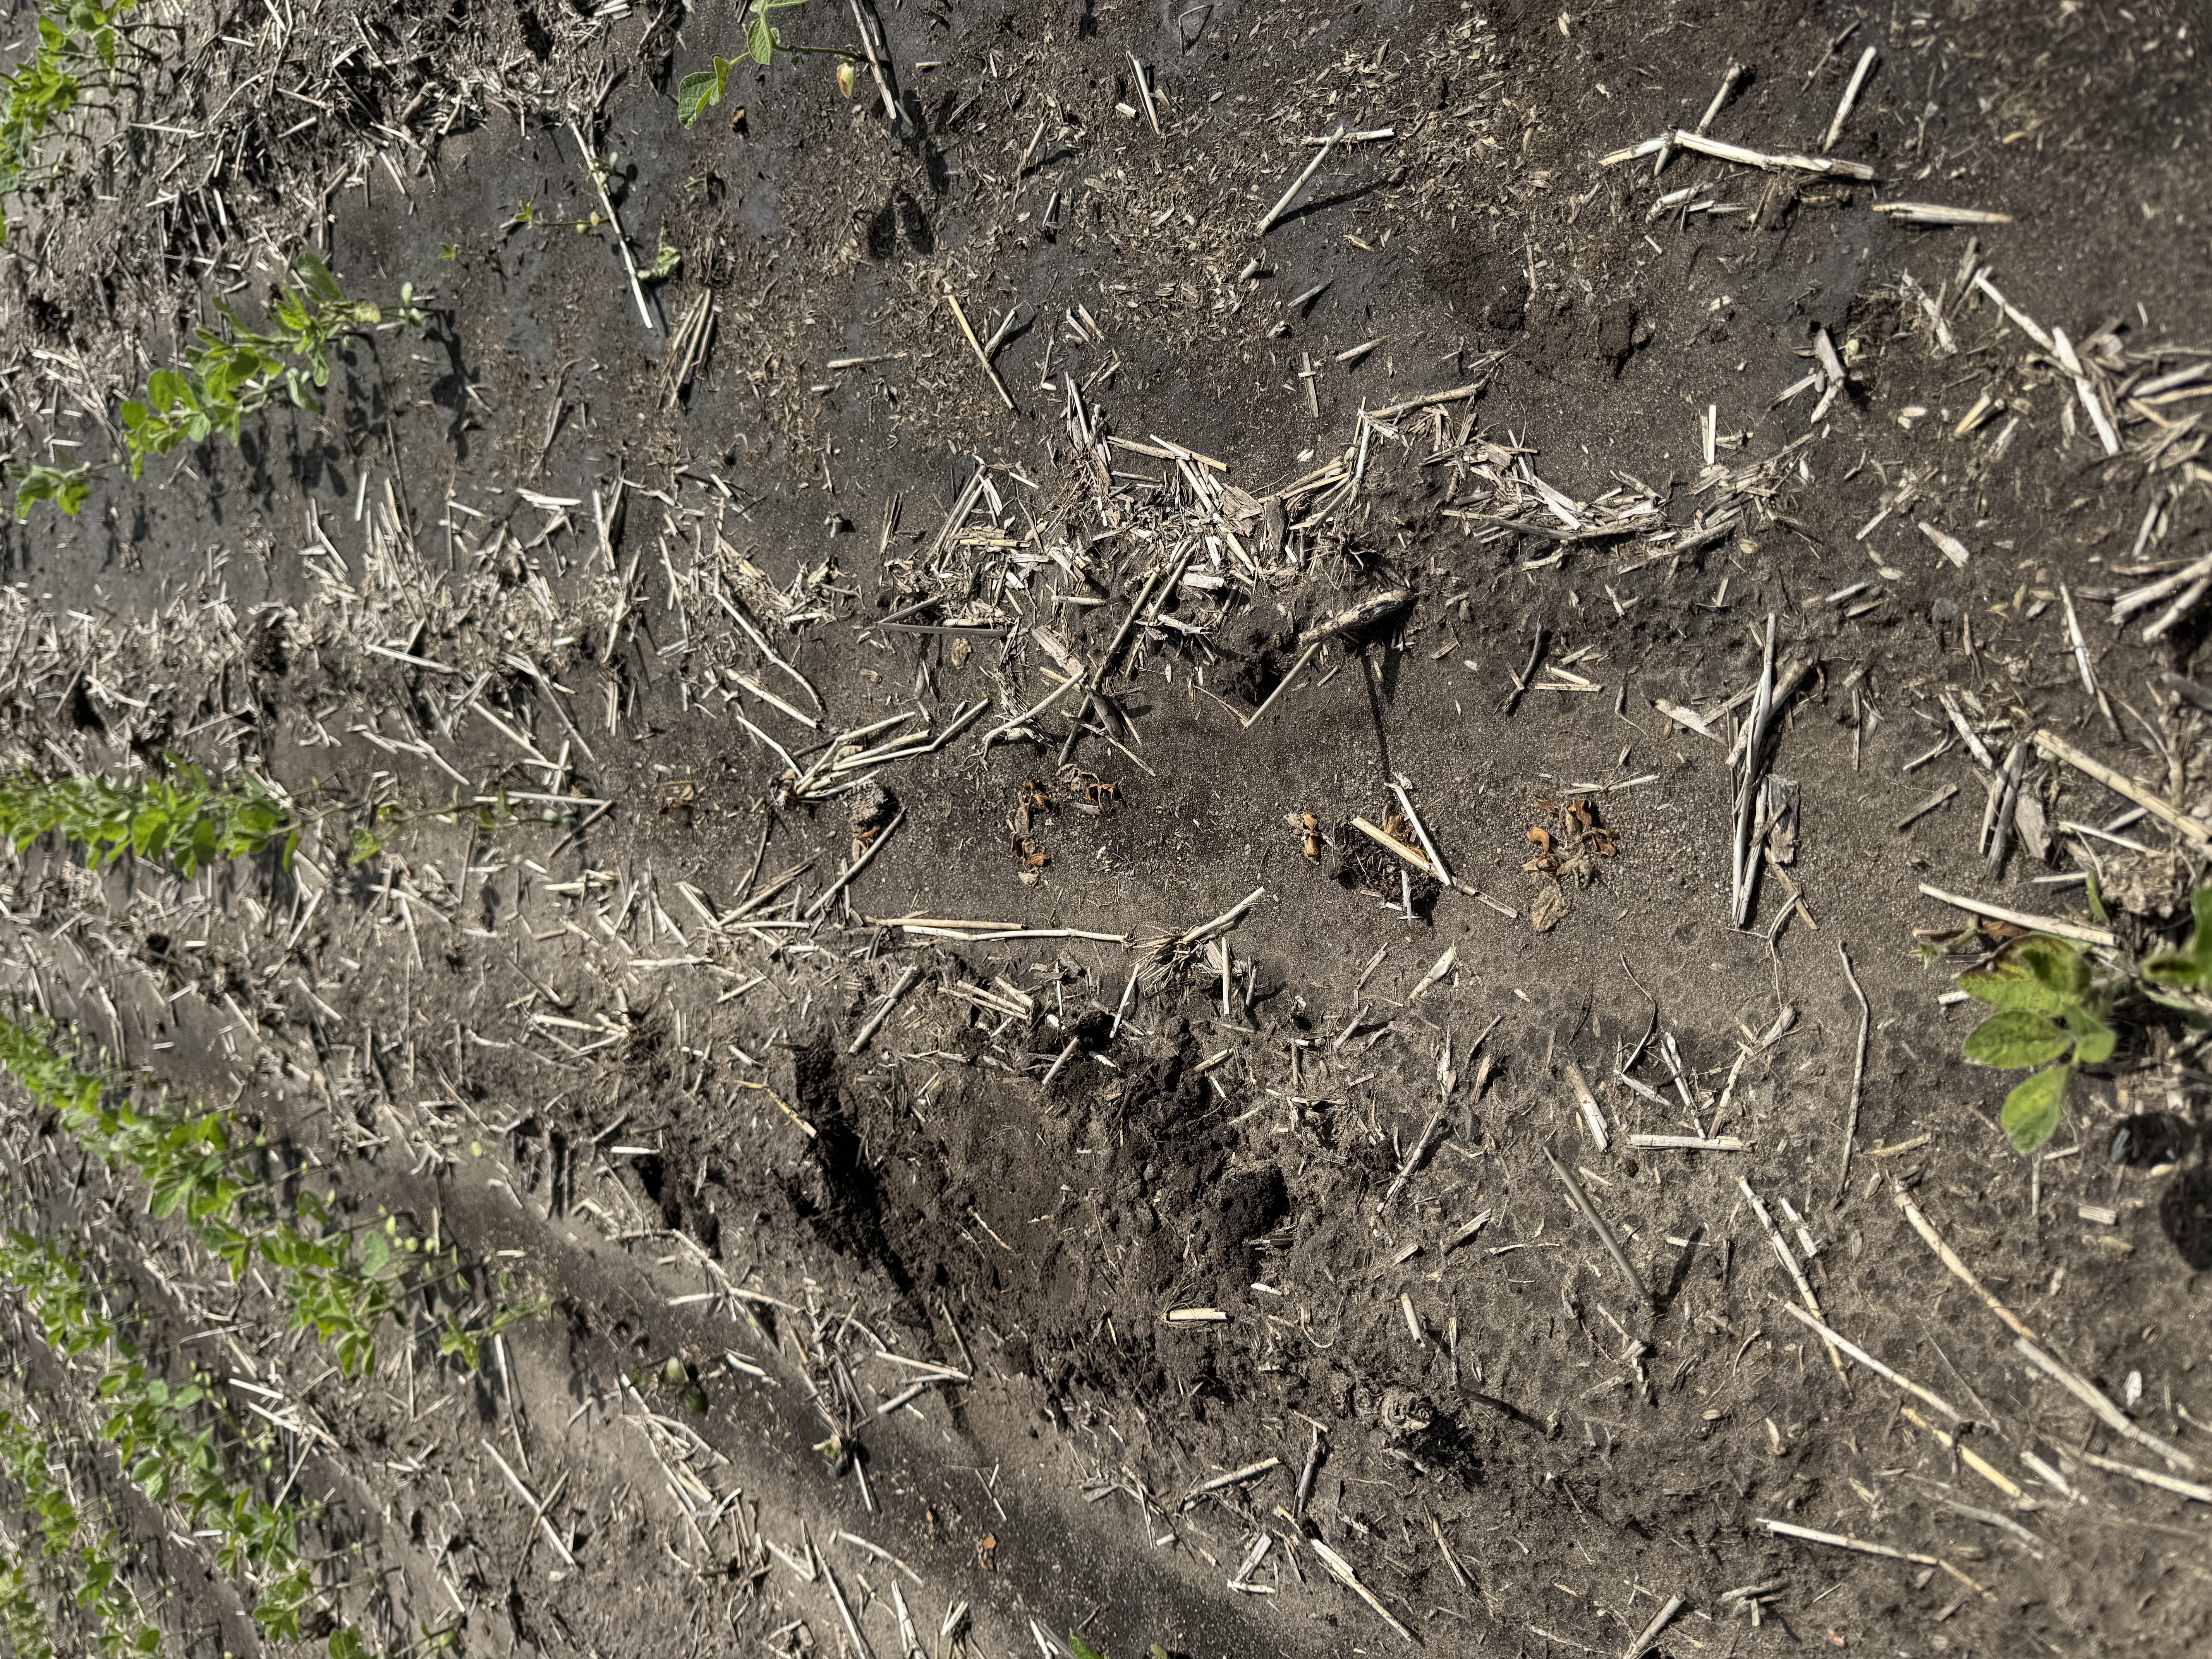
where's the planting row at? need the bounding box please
[0,1229,334,1647]
[0,1010,538,1376]
[0,1403,162,1659]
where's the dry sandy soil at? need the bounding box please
[1,1,2210,1657]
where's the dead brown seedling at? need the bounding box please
[1522,795,1618,930]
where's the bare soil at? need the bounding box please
[2,2,2210,1658]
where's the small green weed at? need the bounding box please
[438,1281,552,1372]
[1063,1638,1173,1659]
[348,789,515,870]
[2139,887,2212,1010]
[503,199,601,239]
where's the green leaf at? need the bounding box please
[1961,1009,2071,1069]
[2142,949,2203,988]
[675,70,715,127]
[677,58,733,127]
[2190,885,2212,964]
[1068,1638,1114,1659]
[293,247,344,304]
[745,3,780,65]
[1960,935,2082,1014]
[2063,1003,2116,1065]
[2017,934,2089,998]
[2000,1064,2070,1154]
[1958,966,2061,1013]
[2150,887,2212,988]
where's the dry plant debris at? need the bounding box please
[0,5,2204,1659]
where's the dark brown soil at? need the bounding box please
[1,2,2210,1658]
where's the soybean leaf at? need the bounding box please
[744,1,780,64]
[2000,1064,2071,1155]
[1959,956,2065,1014]
[1962,1009,2070,1070]
[677,57,734,127]
[2061,1003,2116,1065]
[2017,934,2089,998]
[2143,886,2212,988]
[1963,935,2085,1015]
[293,248,344,304]
[676,69,716,127]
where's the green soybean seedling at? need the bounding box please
[0,1408,161,1658]
[676,0,859,127]
[1957,933,2116,1154]
[0,1544,54,1659]
[0,2,167,244]
[0,765,498,879]
[0,763,300,876]
[7,460,94,521]
[117,250,414,476]
[0,23,86,239]
[0,1235,371,1653]
[13,250,426,519]
[436,1278,551,1372]
[57,1,148,73]
[0,1013,459,1380]
[2138,886,2212,1018]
